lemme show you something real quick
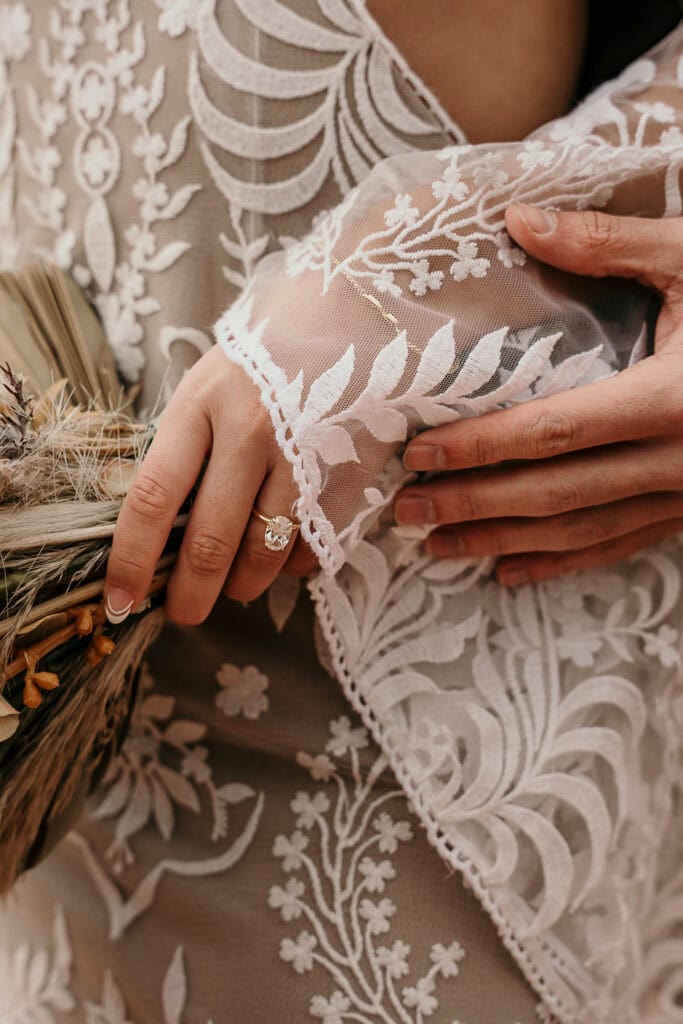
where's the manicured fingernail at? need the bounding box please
[394,495,436,525]
[498,567,531,588]
[105,588,134,624]
[514,203,556,236]
[403,445,446,471]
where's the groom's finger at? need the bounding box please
[504,204,683,292]
[402,354,681,471]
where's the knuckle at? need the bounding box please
[185,531,232,576]
[564,517,610,549]
[243,543,286,573]
[465,432,499,467]
[526,412,576,459]
[127,472,172,522]
[109,548,147,580]
[224,542,286,603]
[541,479,581,515]
[451,490,479,521]
[581,210,622,256]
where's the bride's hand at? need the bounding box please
[396,206,683,585]
[104,346,302,625]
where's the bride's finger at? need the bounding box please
[164,438,268,625]
[224,463,300,603]
[494,517,683,586]
[425,492,683,559]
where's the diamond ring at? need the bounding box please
[252,508,299,552]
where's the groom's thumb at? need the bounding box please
[505,203,680,293]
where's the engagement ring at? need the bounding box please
[252,508,299,552]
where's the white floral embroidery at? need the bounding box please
[0,907,74,1023]
[71,662,264,940]
[188,0,462,285]
[271,719,470,1023]
[215,663,270,720]
[0,5,682,1024]
[18,0,201,381]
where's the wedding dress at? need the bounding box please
[0,3,682,1024]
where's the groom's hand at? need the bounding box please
[395,205,683,585]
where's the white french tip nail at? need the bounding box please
[0,694,19,742]
[105,594,134,625]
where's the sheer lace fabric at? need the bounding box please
[0,2,680,1022]
[213,20,683,1024]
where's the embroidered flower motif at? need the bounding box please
[215,663,270,720]
[94,16,121,53]
[358,857,396,893]
[384,192,419,229]
[132,131,167,174]
[291,791,330,830]
[280,931,317,974]
[495,230,526,269]
[430,940,465,977]
[634,100,676,123]
[124,223,155,258]
[517,140,555,170]
[472,151,510,188]
[309,991,351,1023]
[268,878,305,922]
[358,897,396,935]
[660,125,683,150]
[325,715,368,757]
[449,239,490,281]
[154,0,199,38]
[31,145,60,183]
[409,258,444,296]
[376,940,411,979]
[92,663,256,867]
[275,721,469,1020]
[643,623,680,668]
[95,292,145,382]
[78,69,111,121]
[273,830,309,872]
[132,177,169,215]
[556,620,602,667]
[38,98,67,138]
[432,164,469,201]
[180,744,211,784]
[296,751,336,781]
[0,3,30,62]
[82,134,114,187]
[372,267,402,298]
[402,976,438,1015]
[372,812,413,853]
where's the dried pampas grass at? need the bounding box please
[0,261,182,894]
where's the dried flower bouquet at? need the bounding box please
[0,261,183,893]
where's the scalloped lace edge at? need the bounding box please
[215,319,584,1024]
[215,324,344,574]
[309,570,585,1024]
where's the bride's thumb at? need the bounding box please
[505,203,680,294]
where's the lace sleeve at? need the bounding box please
[214,23,683,572]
